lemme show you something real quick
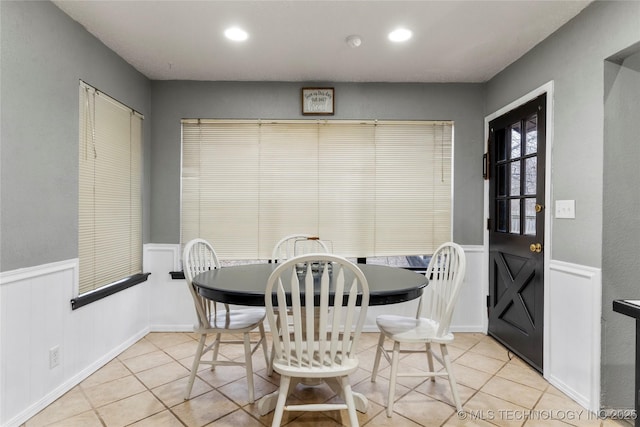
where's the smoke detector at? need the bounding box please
[345,35,362,48]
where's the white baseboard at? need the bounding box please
[149,324,195,332]
[3,327,149,427]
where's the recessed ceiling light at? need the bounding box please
[224,27,248,42]
[388,28,412,43]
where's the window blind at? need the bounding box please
[182,121,260,258]
[181,119,452,259]
[258,122,320,255]
[375,121,453,255]
[79,82,143,295]
[318,121,376,256]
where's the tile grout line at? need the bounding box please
[440,337,509,427]
[155,332,277,427]
[23,333,580,427]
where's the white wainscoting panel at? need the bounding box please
[546,259,601,413]
[145,244,197,331]
[0,258,150,427]
[144,244,487,333]
[451,245,486,332]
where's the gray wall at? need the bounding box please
[486,0,640,268]
[149,81,486,245]
[602,49,640,408]
[486,0,640,409]
[0,1,152,272]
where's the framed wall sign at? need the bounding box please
[301,87,334,115]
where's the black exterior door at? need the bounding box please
[488,94,546,372]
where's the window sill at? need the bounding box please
[70,272,151,310]
[170,271,185,280]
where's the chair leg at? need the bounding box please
[426,342,436,382]
[386,340,401,417]
[259,322,270,370]
[268,344,276,377]
[268,313,283,377]
[371,333,385,382]
[272,375,291,427]
[441,344,462,412]
[185,333,206,400]
[211,332,222,371]
[340,376,359,427]
[244,332,255,404]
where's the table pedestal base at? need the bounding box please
[257,377,369,416]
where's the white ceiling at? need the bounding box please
[53,0,592,83]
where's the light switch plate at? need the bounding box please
[555,200,575,219]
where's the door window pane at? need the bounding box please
[497,164,507,197]
[497,200,507,232]
[525,198,536,235]
[525,115,537,155]
[524,157,537,195]
[510,199,520,234]
[510,161,521,196]
[509,123,521,159]
[496,129,507,162]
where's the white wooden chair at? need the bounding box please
[182,238,269,403]
[268,234,330,375]
[270,234,330,264]
[265,253,370,427]
[371,242,466,417]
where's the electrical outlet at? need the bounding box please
[49,346,60,369]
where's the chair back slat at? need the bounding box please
[275,281,290,364]
[304,265,315,365]
[265,253,369,372]
[183,238,221,328]
[289,267,304,367]
[317,264,330,365]
[419,242,466,337]
[341,278,359,357]
[329,265,345,365]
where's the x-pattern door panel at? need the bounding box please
[493,251,537,334]
[488,94,546,372]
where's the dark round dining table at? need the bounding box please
[192,263,428,307]
[192,262,428,416]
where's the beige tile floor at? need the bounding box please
[23,332,633,427]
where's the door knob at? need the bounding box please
[535,204,544,213]
[529,243,542,253]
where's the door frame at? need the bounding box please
[483,80,554,377]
